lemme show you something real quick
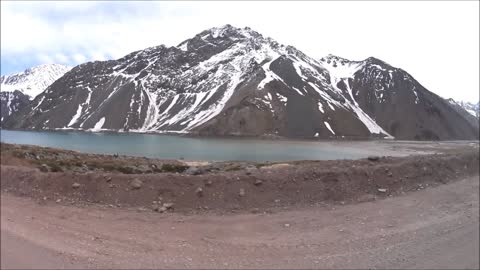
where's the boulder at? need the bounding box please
[185,167,203,175]
[39,164,49,172]
[163,202,174,209]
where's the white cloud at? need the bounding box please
[36,53,54,64]
[90,51,107,61]
[72,53,87,64]
[53,53,70,64]
[1,1,479,102]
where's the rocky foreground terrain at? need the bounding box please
[3,25,479,140]
[1,142,478,213]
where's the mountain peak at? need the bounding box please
[7,63,70,76]
[0,64,71,98]
[207,24,261,39]
[362,57,397,70]
[177,24,270,51]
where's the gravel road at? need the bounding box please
[1,176,479,269]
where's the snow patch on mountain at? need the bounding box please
[320,54,364,80]
[92,117,106,131]
[324,121,335,135]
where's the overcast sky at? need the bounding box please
[1,1,478,102]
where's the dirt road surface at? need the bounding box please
[2,176,479,269]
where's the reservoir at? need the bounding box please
[1,129,391,161]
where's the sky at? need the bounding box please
[1,1,479,102]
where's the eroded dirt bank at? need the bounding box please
[1,143,478,213]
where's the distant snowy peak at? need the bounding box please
[0,64,71,99]
[447,98,479,118]
[207,24,261,39]
[176,24,287,56]
[180,25,262,43]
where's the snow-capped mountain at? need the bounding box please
[0,64,71,123]
[4,25,479,140]
[1,64,71,99]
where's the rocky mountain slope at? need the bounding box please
[445,98,479,131]
[0,91,30,123]
[0,64,71,123]
[4,25,479,140]
[447,99,479,118]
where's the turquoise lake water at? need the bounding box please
[0,129,373,161]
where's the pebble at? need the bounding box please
[195,187,204,197]
[163,202,174,209]
[72,183,81,189]
[251,208,260,214]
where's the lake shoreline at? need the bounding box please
[2,129,478,162]
[0,127,391,142]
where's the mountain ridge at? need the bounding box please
[3,25,479,140]
[1,64,71,98]
[0,64,71,123]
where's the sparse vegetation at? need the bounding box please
[161,163,189,173]
[1,143,191,175]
